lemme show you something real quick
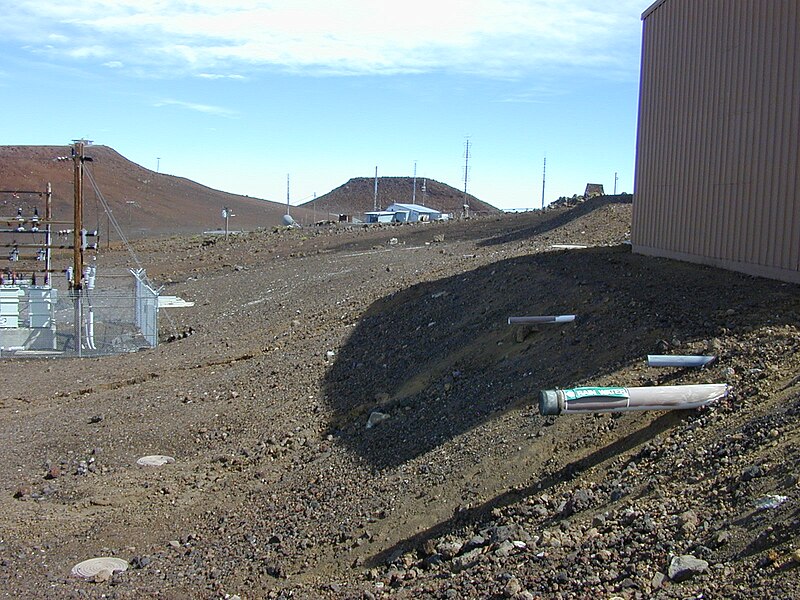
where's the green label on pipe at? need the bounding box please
[564,387,629,400]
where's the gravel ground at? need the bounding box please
[1,195,799,599]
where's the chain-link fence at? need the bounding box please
[0,267,158,357]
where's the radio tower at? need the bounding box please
[412,161,417,204]
[541,154,547,209]
[373,166,378,211]
[462,138,470,218]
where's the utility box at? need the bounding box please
[0,287,21,328]
[28,287,57,328]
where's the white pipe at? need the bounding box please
[647,355,716,368]
[508,315,576,325]
[539,384,728,415]
[87,306,95,350]
[83,291,96,351]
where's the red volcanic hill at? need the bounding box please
[0,145,309,238]
[0,147,500,239]
[301,176,500,220]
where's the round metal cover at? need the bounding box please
[136,455,175,467]
[71,557,128,578]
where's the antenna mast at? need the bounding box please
[286,173,290,215]
[373,166,378,211]
[412,161,417,204]
[541,154,547,209]
[463,138,470,217]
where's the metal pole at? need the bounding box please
[412,161,417,204]
[373,166,378,211]
[463,139,470,215]
[45,183,52,286]
[541,154,546,209]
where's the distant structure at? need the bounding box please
[584,184,605,198]
[363,210,395,224]
[365,203,448,224]
[309,176,500,218]
[633,0,800,283]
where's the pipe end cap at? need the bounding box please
[538,390,560,416]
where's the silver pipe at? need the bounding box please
[539,384,728,415]
[508,315,576,325]
[647,355,716,368]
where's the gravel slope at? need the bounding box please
[1,196,799,599]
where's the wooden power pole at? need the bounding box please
[72,140,85,290]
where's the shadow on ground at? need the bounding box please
[322,244,799,471]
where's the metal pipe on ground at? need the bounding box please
[647,355,716,368]
[508,315,575,325]
[538,384,728,416]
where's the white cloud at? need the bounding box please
[2,1,646,78]
[498,87,564,104]
[196,73,246,80]
[154,98,238,118]
[67,45,112,59]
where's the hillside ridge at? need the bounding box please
[302,176,499,218]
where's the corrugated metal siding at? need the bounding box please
[632,0,800,283]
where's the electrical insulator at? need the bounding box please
[84,265,96,289]
[81,229,87,250]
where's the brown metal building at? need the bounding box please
[632,0,800,283]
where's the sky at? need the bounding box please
[1,1,652,211]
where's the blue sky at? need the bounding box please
[1,1,651,210]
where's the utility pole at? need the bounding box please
[614,171,619,195]
[72,139,91,356]
[72,141,86,291]
[286,173,291,215]
[126,200,137,226]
